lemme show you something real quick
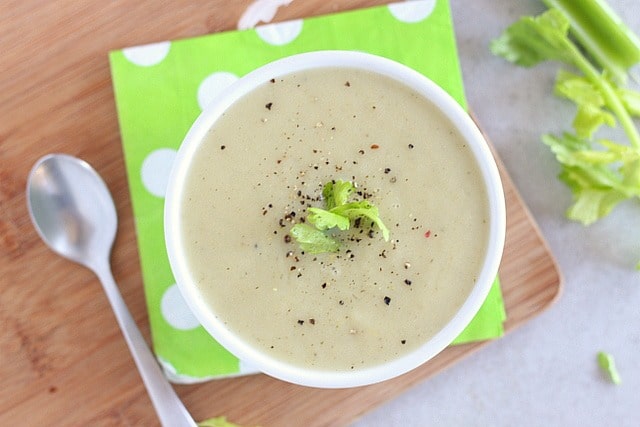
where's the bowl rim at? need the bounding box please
[164,50,506,388]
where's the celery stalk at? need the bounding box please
[542,0,640,83]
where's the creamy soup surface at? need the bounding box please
[180,67,490,371]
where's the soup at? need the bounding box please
[179,67,490,372]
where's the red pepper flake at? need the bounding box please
[424,230,431,238]
[384,296,391,305]
[370,144,379,150]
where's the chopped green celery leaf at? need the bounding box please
[573,104,616,139]
[620,159,640,188]
[322,180,354,210]
[573,149,622,164]
[555,70,604,106]
[542,133,639,224]
[618,88,640,117]
[332,201,390,241]
[332,180,355,207]
[564,186,627,225]
[198,416,247,427]
[599,139,640,155]
[490,9,574,67]
[544,134,640,191]
[289,223,340,254]
[543,0,640,84]
[553,71,616,138]
[307,207,350,231]
[597,351,622,385]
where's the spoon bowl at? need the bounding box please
[28,154,116,269]
[27,154,196,427]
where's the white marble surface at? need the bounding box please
[354,1,640,425]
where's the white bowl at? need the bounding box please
[165,50,506,388]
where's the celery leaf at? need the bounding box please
[490,10,574,67]
[307,207,350,231]
[290,223,340,254]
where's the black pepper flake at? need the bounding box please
[404,279,412,285]
[339,300,345,305]
[220,145,226,150]
[345,81,351,87]
[384,168,391,174]
[265,102,273,110]
[401,339,406,345]
[270,78,276,83]
[309,318,316,325]
[408,144,414,149]
[384,296,391,305]
[284,235,292,244]
[297,320,304,325]
[290,266,296,271]
[321,282,327,289]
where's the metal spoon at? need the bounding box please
[26,154,197,427]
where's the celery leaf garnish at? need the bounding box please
[289,180,389,254]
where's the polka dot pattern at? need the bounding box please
[122,41,171,66]
[256,19,303,45]
[388,0,436,23]
[197,71,239,111]
[160,284,200,330]
[141,148,176,198]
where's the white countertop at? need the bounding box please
[354,0,640,425]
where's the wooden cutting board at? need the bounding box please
[0,1,562,426]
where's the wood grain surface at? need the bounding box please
[0,1,562,426]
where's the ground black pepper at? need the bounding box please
[384,296,391,305]
[265,102,273,110]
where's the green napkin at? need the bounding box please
[109,0,506,383]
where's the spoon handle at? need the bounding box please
[94,263,197,427]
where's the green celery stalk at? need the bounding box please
[542,0,640,83]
